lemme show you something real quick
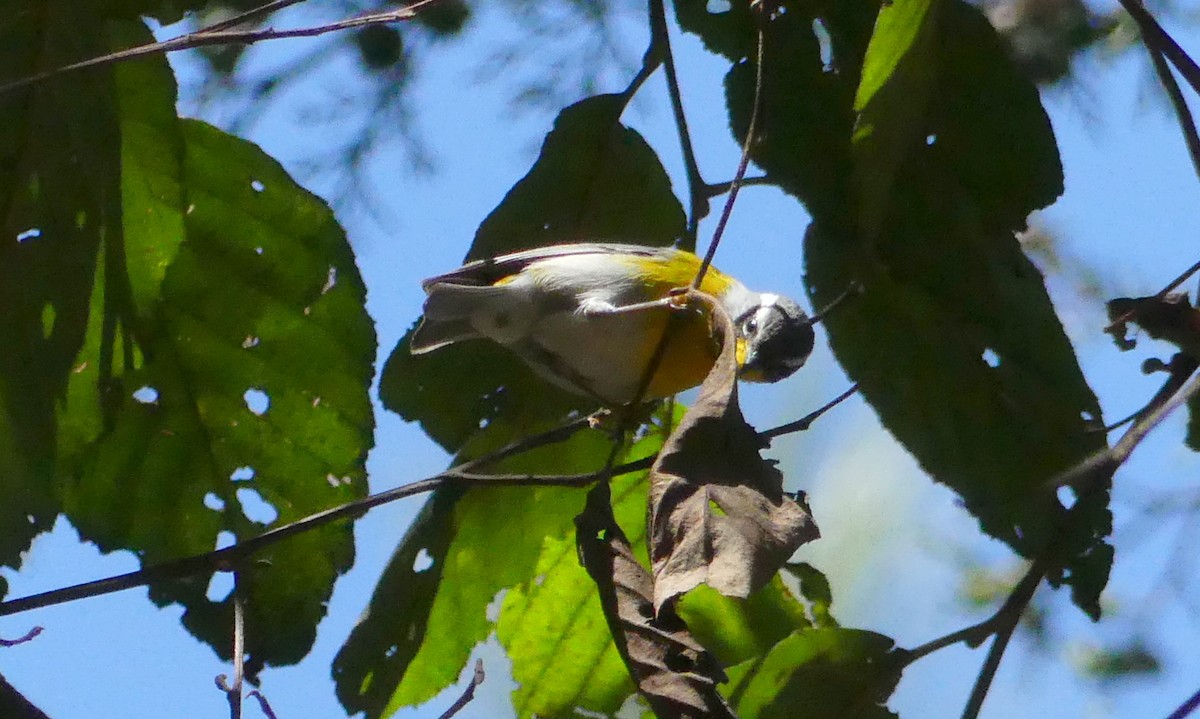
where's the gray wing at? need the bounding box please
[420,242,677,290]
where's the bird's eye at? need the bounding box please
[742,317,758,335]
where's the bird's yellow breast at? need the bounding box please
[620,250,737,399]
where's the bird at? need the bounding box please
[410,243,815,407]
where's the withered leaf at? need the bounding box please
[1107,294,1200,357]
[576,487,735,719]
[649,292,819,611]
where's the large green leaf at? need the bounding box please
[61,118,375,671]
[333,427,613,717]
[0,5,132,597]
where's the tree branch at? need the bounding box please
[0,0,446,95]
[650,0,708,247]
[436,660,485,719]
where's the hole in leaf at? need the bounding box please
[132,386,159,404]
[1057,485,1078,509]
[230,466,255,482]
[242,335,260,349]
[326,473,353,487]
[706,0,731,12]
[237,488,278,525]
[254,246,264,255]
[243,388,269,415]
[412,548,434,573]
[812,19,833,69]
[216,530,237,550]
[312,396,322,408]
[250,179,265,193]
[321,266,338,295]
[981,348,1000,367]
[203,492,225,511]
[1080,410,1097,423]
[16,228,41,242]
[206,572,234,602]
[926,134,938,146]
[185,204,195,215]
[41,303,55,338]
[384,645,399,658]
[486,590,507,622]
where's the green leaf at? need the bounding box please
[1187,392,1200,451]
[676,578,812,666]
[724,8,855,228]
[805,175,1110,616]
[381,93,684,452]
[729,628,901,719]
[926,1,1064,230]
[673,0,758,61]
[471,93,685,259]
[0,6,130,594]
[62,118,375,672]
[334,427,614,717]
[852,0,942,241]
[494,442,657,719]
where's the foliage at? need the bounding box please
[3,0,1193,717]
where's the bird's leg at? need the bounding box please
[578,289,692,318]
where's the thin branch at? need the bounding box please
[701,175,774,197]
[650,0,708,246]
[0,627,43,647]
[959,559,1048,719]
[693,23,767,289]
[0,383,847,619]
[1049,363,1200,493]
[436,660,486,719]
[1167,685,1200,719]
[0,0,445,95]
[1118,0,1200,98]
[1145,44,1200,187]
[216,576,247,719]
[246,691,278,719]
[955,366,1200,717]
[760,385,858,440]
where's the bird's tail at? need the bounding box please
[409,282,505,354]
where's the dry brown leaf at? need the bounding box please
[1107,294,1200,357]
[648,291,819,612]
[576,487,735,719]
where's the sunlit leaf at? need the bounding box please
[62,116,375,672]
[729,628,901,719]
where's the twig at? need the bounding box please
[701,176,774,197]
[760,384,858,440]
[436,660,486,719]
[0,0,444,95]
[216,574,246,719]
[0,390,844,619]
[957,366,1200,717]
[1145,44,1200,187]
[0,626,43,647]
[692,23,767,290]
[1118,0,1200,98]
[1167,685,1200,719]
[1049,364,1200,493]
[246,691,278,719]
[650,0,708,246]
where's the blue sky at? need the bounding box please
[5,2,1200,718]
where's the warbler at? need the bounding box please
[410,243,815,406]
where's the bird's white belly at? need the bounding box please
[527,309,661,403]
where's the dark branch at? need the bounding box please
[0,0,445,95]
[436,660,486,719]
